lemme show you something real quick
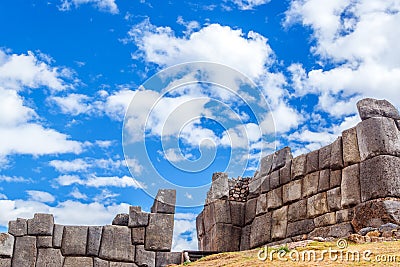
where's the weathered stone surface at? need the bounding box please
[269,170,280,189]
[36,248,63,267]
[128,206,149,228]
[248,176,262,199]
[319,145,332,169]
[330,222,353,237]
[271,206,287,240]
[302,172,319,197]
[256,193,267,216]
[288,199,307,222]
[356,117,400,161]
[8,218,27,236]
[61,226,88,256]
[360,155,400,202]
[109,262,137,267]
[357,98,400,120]
[210,224,241,252]
[258,154,274,177]
[112,214,129,226]
[358,227,377,236]
[314,212,336,227]
[151,189,176,214]
[156,252,182,267]
[12,236,36,267]
[330,137,344,170]
[342,127,361,166]
[213,199,231,224]
[64,257,93,267]
[352,199,400,232]
[99,225,135,262]
[206,172,229,203]
[307,192,328,218]
[230,201,245,227]
[291,154,307,179]
[240,225,251,251]
[135,245,155,267]
[196,211,204,237]
[318,169,330,192]
[250,213,271,248]
[37,236,52,248]
[306,150,319,174]
[87,226,103,256]
[145,213,174,251]
[271,147,292,172]
[131,227,145,245]
[341,164,361,208]
[308,227,331,238]
[94,258,109,267]
[279,161,291,185]
[203,203,215,233]
[0,233,14,257]
[327,187,341,211]
[245,198,257,225]
[260,175,269,193]
[336,208,354,223]
[282,179,302,204]
[329,170,341,188]
[53,224,64,248]
[286,219,314,237]
[0,259,11,267]
[267,187,282,210]
[379,223,399,232]
[27,213,54,236]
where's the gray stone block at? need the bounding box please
[267,187,282,210]
[61,226,88,256]
[202,203,215,233]
[0,259,11,267]
[318,169,330,192]
[36,248,63,267]
[110,262,137,267]
[195,211,204,237]
[258,153,274,177]
[27,213,54,236]
[240,225,251,251]
[286,219,314,237]
[302,172,319,197]
[213,199,231,224]
[0,233,14,257]
[248,176,262,199]
[151,189,176,214]
[87,226,103,256]
[357,98,400,120]
[94,258,109,267]
[271,147,292,172]
[209,224,241,252]
[256,193,267,216]
[330,137,344,170]
[64,257,94,267]
[206,172,229,204]
[327,187,341,211]
[307,192,328,218]
[37,236,52,248]
[99,225,135,262]
[360,155,400,202]
[308,226,331,238]
[342,127,361,166]
[291,154,306,179]
[282,179,302,204]
[250,213,271,248]
[260,175,269,193]
[271,206,287,240]
[341,164,361,208]
[156,252,182,267]
[306,150,319,174]
[330,222,353,238]
[319,144,331,169]
[356,117,400,161]
[112,214,129,226]
[336,208,354,223]
[128,206,149,228]
[8,218,27,236]
[145,214,174,251]
[245,198,257,225]
[279,161,291,185]
[288,199,307,222]
[329,170,341,188]
[135,245,155,267]
[314,212,336,227]
[53,224,64,248]
[230,201,245,227]
[269,170,280,189]
[131,227,145,245]
[12,236,36,267]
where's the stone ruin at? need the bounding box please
[197,98,400,252]
[0,189,181,267]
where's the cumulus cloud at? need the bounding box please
[49,157,131,174]
[26,190,55,203]
[55,174,146,189]
[229,0,271,10]
[172,213,198,251]
[59,0,119,14]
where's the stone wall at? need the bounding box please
[197,98,400,252]
[0,189,181,267]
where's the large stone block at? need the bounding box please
[53,224,64,248]
[12,236,36,267]
[302,172,319,197]
[318,169,330,192]
[156,252,182,267]
[271,206,287,240]
[0,259,11,267]
[341,164,361,208]
[308,226,331,238]
[210,224,241,252]
[99,225,135,262]
[356,117,400,161]
[352,199,400,232]
[135,245,155,267]
[27,213,54,236]
[307,192,328,218]
[342,127,361,166]
[240,225,251,251]
[258,154,274,177]
[112,214,129,226]
[269,170,280,189]
[64,257,93,267]
[206,172,229,203]
[288,199,307,222]
[151,189,176,214]
[36,248,63,267]
[8,218,27,236]
[260,175,269,193]
[245,198,257,225]
[248,176,262,199]
[128,206,149,228]
[357,98,400,120]
[271,147,292,172]
[213,199,231,224]
[87,226,103,256]
[267,187,282,210]
[282,179,302,205]
[109,262,137,267]
[94,258,109,267]
[202,203,215,233]
[330,137,344,170]
[360,155,400,202]
[256,193,267,216]
[196,211,204,237]
[291,154,307,179]
[286,219,314,237]
[230,201,245,227]
[330,222,353,238]
[279,161,291,185]
[319,145,332,169]
[329,170,341,188]
[131,227,145,245]
[61,226,88,256]
[250,213,271,248]
[145,213,174,251]
[327,187,341,211]
[306,150,319,174]
[0,233,14,257]
[314,212,336,227]
[37,236,52,248]
[336,208,354,223]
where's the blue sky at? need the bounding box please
[0,0,399,251]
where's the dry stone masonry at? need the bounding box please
[197,98,400,252]
[0,189,181,267]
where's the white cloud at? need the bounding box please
[26,190,55,203]
[102,89,136,120]
[50,158,90,172]
[172,213,198,251]
[59,0,119,14]
[0,193,7,200]
[50,157,131,174]
[55,175,82,186]
[160,148,195,163]
[50,93,92,115]
[229,0,270,10]
[0,175,30,183]
[55,174,146,189]
[69,188,88,200]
